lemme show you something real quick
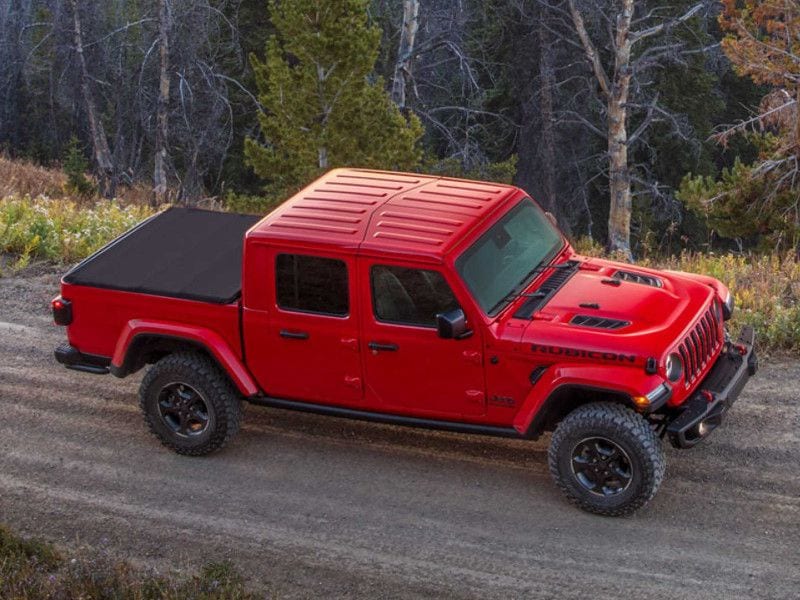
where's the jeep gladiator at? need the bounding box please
[53,169,757,515]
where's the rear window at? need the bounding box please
[276,254,349,316]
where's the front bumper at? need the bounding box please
[666,326,757,449]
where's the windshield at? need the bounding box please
[455,198,563,316]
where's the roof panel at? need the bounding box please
[249,168,519,256]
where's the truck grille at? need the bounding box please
[678,303,723,385]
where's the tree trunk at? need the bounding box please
[606,0,634,259]
[153,0,171,206]
[70,0,115,198]
[607,96,631,258]
[391,0,419,110]
[538,19,558,220]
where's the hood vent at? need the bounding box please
[613,270,662,288]
[513,260,579,319]
[571,315,630,330]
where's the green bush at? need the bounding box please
[0,196,155,267]
[63,136,96,198]
[223,190,282,215]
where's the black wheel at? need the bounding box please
[139,352,243,456]
[548,402,665,516]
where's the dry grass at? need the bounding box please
[0,156,67,199]
[0,155,157,206]
[0,524,254,599]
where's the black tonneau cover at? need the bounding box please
[63,207,262,304]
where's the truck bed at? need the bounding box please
[63,207,262,304]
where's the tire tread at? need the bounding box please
[548,402,665,516]
[139,352,242,456]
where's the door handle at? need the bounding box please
[280,330,309,340]
[368,341,398,352]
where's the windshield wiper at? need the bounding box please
[489,260,577,314]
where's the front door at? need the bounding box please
[360,260,486,419]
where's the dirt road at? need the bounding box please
[1,271,798,599]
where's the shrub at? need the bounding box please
[223,190,282,215]
[63,136,96,198]
[0,196,156,267]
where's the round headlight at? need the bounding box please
[665,353,683,382]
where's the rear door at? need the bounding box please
[359,259,486,419]
[252,250,363,406]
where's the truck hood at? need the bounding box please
[517,257,718,357]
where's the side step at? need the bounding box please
[250,396,522,439]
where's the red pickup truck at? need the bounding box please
[53,169,756,515]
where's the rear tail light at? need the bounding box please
[52,296,73,326]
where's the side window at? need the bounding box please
[371,265,460,327]
[276,254,349,316]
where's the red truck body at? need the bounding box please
[54,169,757,515]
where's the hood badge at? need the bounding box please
[531,343,636,364]
[579,302,600,309]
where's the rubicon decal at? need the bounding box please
[531,344,636,363]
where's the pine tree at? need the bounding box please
[244,0,424,200]
[63,136,95,198]
[678,1,800,251]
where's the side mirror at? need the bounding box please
[436,309,473,340]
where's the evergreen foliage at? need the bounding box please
[679,136,800,251]
[244,0,423,202]
[63,136,95,198]
[679,0,800,251]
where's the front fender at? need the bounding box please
[664,269,730,303]
[512,363,664,435]
[111,319,260,397]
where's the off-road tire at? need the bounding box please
[548,402,665,516]
[139,352,243,456]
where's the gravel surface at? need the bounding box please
[1,271,798,599]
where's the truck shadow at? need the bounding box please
[238,402,551,473]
